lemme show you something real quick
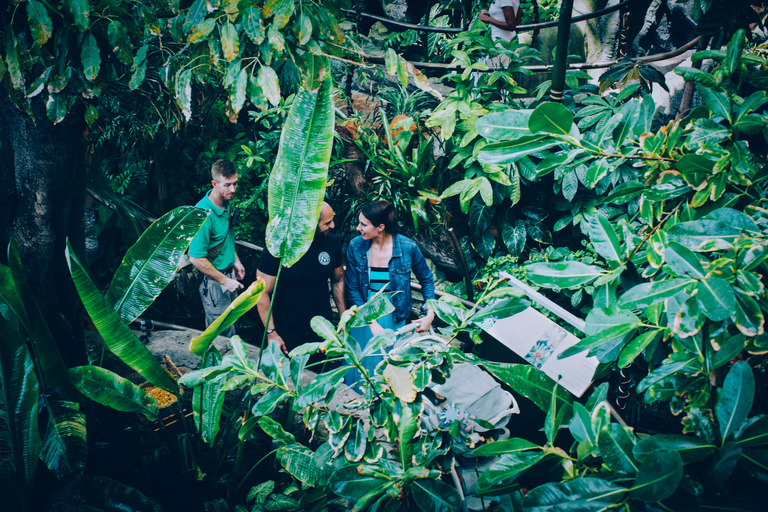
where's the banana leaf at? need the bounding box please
[192,347,225,446]
[189,279,266,356]
[0,308,41,504]
[46,475,167,511]
[265,54,335,267]
[65,240,179,395]
[105,206,209,324]
[7,238,74,395]
[39,398,87,481]
[68,366,159,421]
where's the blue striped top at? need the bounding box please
[369,266,390,294]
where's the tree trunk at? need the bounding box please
[0,92,88,367]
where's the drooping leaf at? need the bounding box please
[480,362,572,414]
[189,279,266,355]
[266,56,333,266]
[65,241,179,394]
[598,424,639,474]
[475,110,534,141]
[619,278,693,309]
[81,31,101,81]
[478,134,559,164]
[39,399,87,481]
[529,102,574,136]
[105,206,209,324]
[628,450,683,502]
[0,309,41,502]
[717,361,755,442]
[68,366,159,420]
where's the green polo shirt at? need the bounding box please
[189,192,236,271]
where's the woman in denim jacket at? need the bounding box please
[345,201,436,382]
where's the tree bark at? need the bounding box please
[0,92,88,367]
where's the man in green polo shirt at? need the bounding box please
[189,159,245,337]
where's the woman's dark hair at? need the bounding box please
[361,200,397,234]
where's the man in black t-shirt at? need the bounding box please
[256,202,346,356]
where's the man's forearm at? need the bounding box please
[257,295,275,330]
[332,279,346,314]
[189,256,226,284]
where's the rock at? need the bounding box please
[381,0,411,22]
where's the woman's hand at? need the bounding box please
[414,309,435,332]
[478,11,492,22]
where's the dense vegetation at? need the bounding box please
[2,1,768,511]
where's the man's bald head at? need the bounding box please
[317,202,335,236]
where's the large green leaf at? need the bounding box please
[633,434,715,464]
[189,279,266,355]
[68,366,159,420]
[478,134,559,164]
[696,277,736,322]
[5,240,72,394]
[192,347,227,444]
[717,361,754,442]
[27,0,53,45]
[0,307,41,504]
[294,366,348,409]
[472,438,540,457]
[475,109,534,141]
[64,0,90,32]
[476,452,547,495]
[526,261,603,289]
[39,399,87,481]
[529,102,574,136]
[277,443,333,487]
[664,241,705,279]
[736,415,768,448]
[588,215,622,267]
[81,31,100,81]
[105,206,209,324]
[266,55,334,267]
[330,465,388,499]
[666,220,741,252]
[619,278,693,309]
[480,362,572,414]
[411,478,462,512]
[65,240,179,394]
[598,424,639,474]
[523,478,625,511]
[628,450,683,502]
[46,475,166,511]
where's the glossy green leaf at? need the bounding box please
[188,18,216,43]
[0,308,41,502]
[525,261,603,289]
[295,366,348,409]
[617,330,660,368]
[501,220,526,257]
[736,415,768,447]
[476,452,547,495]
[696,277,736,322]
[350,290,396,328]
[129,44,149,90]
[559,323,635,360]
[470,298,529,330]
[277,444,330,487]
[619,278,693,309]
[588,215,622,267]
[330,465,388,499]
[27,0,53,45]
[65,241,179,394]
[39,399,87,481]
[68,366,159,420]
[695,83,731,122]
[569,402,596,445]
[717,361,754,442]
[633,434,715,464]
[398,401,420,469]
[64,0,90,31]
[523,478,625,511]
[189,279,266,355]
[296,12,312,45]
[598,423,638,474]
[480,362,572,414]
[637,357,700,393]
[105,206,208,324]
[725,29,746,75]
[478,134,559,164]
[675,66,716,88]
[258,416,296,446]
[664,241,705,279]
[81,31,101,81]
[183,0,207,32]
[529,102,574,136]
[258,65,280,106]
[266,56,333,266]
[472,438,540,456]
[628,450,683,502]
[475,110,533,141]
[46,93,68,125]
[411,478,463,512]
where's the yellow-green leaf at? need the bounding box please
[65,0,90,31]
[220,22,239,62]
[296,12,312,45]
[81,32,101,81]
[242,6,265,44]
[272,0,294,29]
[188,18,216,44]
[267,25,285,52]
[383,364,417,402]
[257,65,280,106]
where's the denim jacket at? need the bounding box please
[346,234,436,324]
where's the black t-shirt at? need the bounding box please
[257,233,342,347]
